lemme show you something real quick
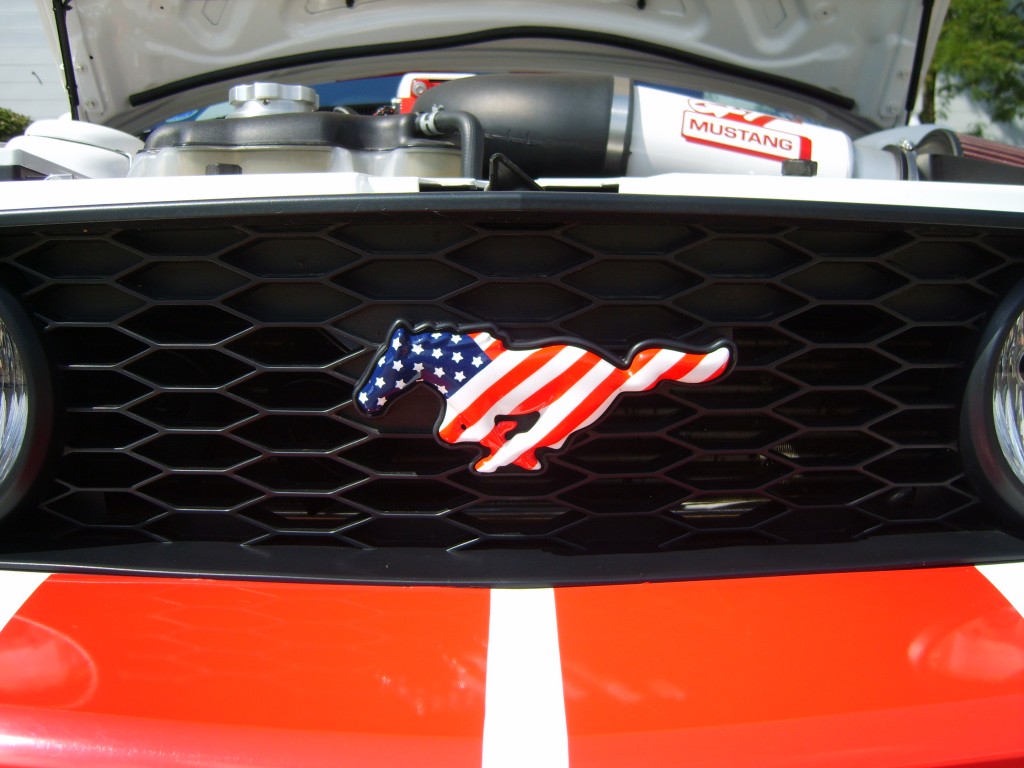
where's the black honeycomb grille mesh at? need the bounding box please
[1,207,1019,554]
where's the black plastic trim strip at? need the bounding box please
[0,533,1020,587]
[126,26,857,113]
[0,191,1021,232]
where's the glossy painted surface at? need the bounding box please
[557,567,1024,767]
[0,566,1020,767]
[0,574,489,767]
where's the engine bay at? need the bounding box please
[2,73,1023,186]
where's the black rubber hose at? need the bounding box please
[417,109,485,179]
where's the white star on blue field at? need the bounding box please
[357,330,490,412]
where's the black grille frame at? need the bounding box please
[0,192,1022,582]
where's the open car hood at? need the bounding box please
[40,0,947,131]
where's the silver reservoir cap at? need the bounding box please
[227,83,319,118]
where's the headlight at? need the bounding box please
[0,324,29,480]
[993,310,1024,483]
[963,284,1024,525]
[0,289,51,522]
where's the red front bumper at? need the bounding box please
[0,565,1021,767]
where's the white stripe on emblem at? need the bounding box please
[0,570,49,633]
[483,588,569,768]
[976,562,1024,618]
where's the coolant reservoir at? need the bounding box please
[128,145,461,178]
[129,82,463,178]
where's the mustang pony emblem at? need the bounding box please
[355,323,732,473]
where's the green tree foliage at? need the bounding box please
[0,107,32,142]
[921,0,1024,124]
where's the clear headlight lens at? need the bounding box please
[994,310,1024,483]
[963,291,1024,524]
[0,319,29,484]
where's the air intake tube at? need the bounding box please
[415,74,907,180]
[414,74,632,178]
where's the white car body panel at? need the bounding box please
[38,0,947,129]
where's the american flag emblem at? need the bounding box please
[355,323,732,473]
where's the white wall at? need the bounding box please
[941,91,1024,147]
[0,0,69,120]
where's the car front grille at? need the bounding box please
[0,194,1021,565]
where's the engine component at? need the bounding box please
[415,74,907,180]
[5,75,1022,184]
[414,73,631,178]
[130,83,484,179]
[227,82,319,118]
[627,86,858,178]
[914,129,1024,185]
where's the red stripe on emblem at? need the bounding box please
[527,362,634,453]
[556,567,1024,768]
[440,345,568,439]
[471,333,505,360]
[513,352,603,415]
[0,574,489,767]
[656,350,704,382]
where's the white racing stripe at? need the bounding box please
[483,588,568,768]
[976,562,1024,617]
[0,570,49,633]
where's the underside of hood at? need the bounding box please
[41,0,946,131]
